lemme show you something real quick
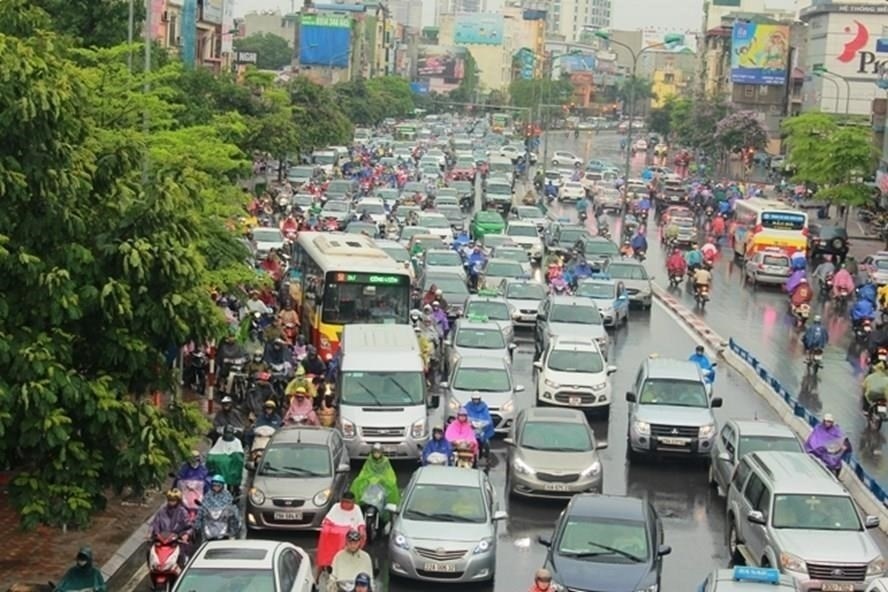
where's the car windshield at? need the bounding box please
[327,181,352,194]
[456,159,475,168]
[673,218,695,229]
[639,379,709,407]
[322,280,407,324]
[453,367,511,391]
[517,207,542,218]
[483,235,511,248]
[466,301,510,321]
[439,207,463,221]
[403,484,487,523]
[565,183,583,191]
[324,202,348,213]
[420,216,450,229]
[340,371,425,405]
[455,328,506,349]
[557,518,649,563]
[772,494,862,531]
[400,227,428,240]
[427,251,462,267]
[608,264,648,280]
[380,246,409,263]
[175,568,276,591]
[577,283,613,299]
[558,229,588,244]
[486,261,525,277]
[289,166,315,178]
[507,282,546,300]
[252,229,283,243]
[738,435,803,458]
[346,223,378,237]
[550,304,601,324]
[358,202,385,215]
[427,276,469,296]
[488,184,511,195]
[496,249,529,264]
[521,421,592,451]
[547,349,604,373]
[314,153,336,165]
[762,255,789,267]
[259,444,331,477]
[508,225,538,237]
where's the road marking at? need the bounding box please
[118,563,149,592]
[652,295,720,358]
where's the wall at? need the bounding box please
[651,62,688,107]
[243,11,297,47]
[439,12,512,91]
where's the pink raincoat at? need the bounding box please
[445,419,478,456]
[832,269,855,297]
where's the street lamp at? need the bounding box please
[592,30,683,204]
[812,71,841,114]
[812,65,851,114]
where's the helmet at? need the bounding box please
[371,442,383,453]
[221,395,233,405]
[165,488,183,502]
[210,474,226,486]
[535,568,552,581]
[295,365,306,376]
[294,386,307,396]
[263,400,276,409]
[471,392,482,400]
[457,406,468,416]
[346,529,362,542]
[355,573,371,587]
[813,315,822,323]
[799,278,807,283]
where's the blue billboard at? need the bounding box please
[299,13,353,67]
[454,14,504,46]
[561,54,597,72]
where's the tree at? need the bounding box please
[617,76,655,116]
[782,112,877,212]
[647,96,677,139]
[0,1,252,529]
[233,33,293,71]
[333,76,415,125]
[508,79,574,110]
[288,76,353,151]
[671,94,728,153]
[31,0,142,47]
[449,52,479,105]
[714,111,768,153]
[366,76,415,119]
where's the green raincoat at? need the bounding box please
[207,436,245,489]
[349,455,400,508]
[55,546,107,592]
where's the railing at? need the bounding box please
[729,338,887,504]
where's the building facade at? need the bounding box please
[150,0,231,71]
[242,10,298,47]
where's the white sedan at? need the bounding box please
[551,151,583,168]
[560,181,587,202]
[633,139,648,152]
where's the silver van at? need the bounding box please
[726,451,884,590]
[337,325,434,460]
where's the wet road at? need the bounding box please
[547,131,888,483]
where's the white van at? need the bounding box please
[312,150,339,175]
[337,325,434,459]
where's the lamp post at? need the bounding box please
[540,48,582,173]
[813,70,841,114]
[813,65,851,114]
[592,30,683,199]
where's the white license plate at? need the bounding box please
[383,445,399,455]
[821,584,854,592]
[569,396,583,406]
[659,437,691,446]
[423,563,457,573]
[273,511,303,521]
[878,405,887,414]
[544,483,570,491]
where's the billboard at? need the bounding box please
[202,0,223,24]
[417,46,465,80]
[561,54,597,72]
[299,14,352,67]
[410,81,430,95]
[514,47,536,79]
[454,14,503,46]
[730,22,790,85]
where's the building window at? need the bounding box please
[664,73,674,83]
[758,85,768,96]
[743,86,754,98]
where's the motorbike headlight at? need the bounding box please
[512,457,536,476]
[341,419,356,438]
[634,419,651,436]
[580,461,602,478]
[472,538,493,555]
[779,552,808,574]
[411,418,427,439]
[699,424,716,439]
[867,557,886,575]
[393,531,411,550]
[313,489,331,507]
[249,487,266,506]
[502,398,515,413]
[544,378,560,388]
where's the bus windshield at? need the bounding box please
[322,276,409,325]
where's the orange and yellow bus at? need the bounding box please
[292,232,411,360]
[733,198,809,259]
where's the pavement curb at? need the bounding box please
[652,284,888,534]
[99,509,154,581]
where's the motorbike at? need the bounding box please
[222,356,248,400]
[424,451,449,466]
[360,483,387,544]
[322,217,340,232]
[866,398,888,431]
[792,303,811,329]
[282,322,299,346]
[179,479,205,524]
[452,440,476,468]
[855,318,874,344]
[578,209,588,224]
[633,250,647,263]
[834,287,850,309]
[187,351,208,395]
[316,520,360,571]
[872,347,888,372]
[668,271,683,288]
[805,348,823,375]
[809,440,846,477]
[251,425,276,463]
[471,418,492,460]
[199,503,239,542]
[148,532,184,592]
[820,273,834,299]
[694,283,710,309]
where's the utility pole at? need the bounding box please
[128,0,135,71]
[142,0,152,185]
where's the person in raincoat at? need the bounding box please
[206,425,245,494]
[445,407,479,458]
[421,427,453,465]
[55,547,107,592]
[194,475,241,540]
[173,450,209,493]
[349,443,400,518]
[784,268,806,294]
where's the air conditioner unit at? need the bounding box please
[161,10,170,22]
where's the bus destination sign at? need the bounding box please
[335,272,406,285]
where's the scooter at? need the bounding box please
[820,273,834,299]
[809,441,847,477]
[148,532,184,592]
[805,348,823,375]
[179,479,205,525]
[251,425,277,463]
[866,398,888,432]
[452,440,477,468]
[187,351,208,396]
[694,284,709,309]
[855,318,874,344]
[360,483,387,544]
[834,287,850,310]
[792,303,811,329]
[471,418,492,460]
[668,271,683,288]
[198,502,239,543]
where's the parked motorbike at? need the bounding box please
[360,483,387,544]
[148,532,184,592]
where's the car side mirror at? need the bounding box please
[245,461,256,472]
[515,385,525,393]
[508,343,518,350]
[746,510,766,525]
[606,365,618,376]
[537,535,552,547]
[537,313,546,320]
[595,440,609,450]
[503,437,515,446]
[711,362,718,368]
[625,391,636,402]
[336,462,351,473]
[718,452,733,463]
[493,510,508,521]
[711,397,723,408]
[439,381,449,389]
[658,544,672,557]
[533,361,543,370]
[385,503,399,514]
[865,515,880,529]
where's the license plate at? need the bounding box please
[273,511,303,521]
[821,584,854,592]
[383,445,399,455]
[569,396,583,406]
[423,563,457,573]
[878,405,887,414]
[659,437,690,446]
[544,483,569,491]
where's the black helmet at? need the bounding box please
[355,573,371,587]
[346,529,362,542]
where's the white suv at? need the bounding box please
[534,337,617,416]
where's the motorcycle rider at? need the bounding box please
[173,450,209,492]
[55,547,107,592]
[430,301,450,337]
[859,278,878,306]
[215,330,246,395]
[863,364,888,412]
[421,427,453,465]
[544,180,558,201]
[246,400,283,447]
[245,289,273,316]
[264,338,292,370]
[790,249,807,272]
[465,393,495,453]
[804,413,851,472]
[302,344,327,377]
[813,255,836,289]
[832,265,855,299]
[789,277,814,313]
[576,195,590,220]
[445,407,479,458]
[350,443,400,510]
[802,316,829,353]
[878,281,888,312]
[852,296,876,329]
[688,345,716,384]
[284,387,320,425]
[246,348,269,377]
[329,530,374,592]
[466,245,487,290]
[666,248,687,280]
[685,243,704,272]
[194,475,241,540]
[211,396,246,442]
[528,568,553,592]
[150,489,192,546]
[533,170,544,191]
[663,219,680,245]
[700,238,718,265]
[692,265,712,297]
[630,229,648,256]
[286,364,318,400]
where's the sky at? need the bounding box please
[233,0,800,32]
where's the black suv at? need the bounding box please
[808,223,849,263]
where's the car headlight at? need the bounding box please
[634,419,650,436]
[393,531,411,550]
[473,538,493,554]
[867,557,886,575]
[341,419,356,438]
[249,487,266,505]
[544,378,560,388]
[699,424,716,439]
[580,461,602,478]
[635,585,658,592]
[512,457,536,475]
[448,398,460,411]
[779,552,808,574]
[502,399,514,413]
[313,489,331,507]
[411,418,427,439]
[596,336,607,346]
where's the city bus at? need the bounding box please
[491,113,513,134]
[732,197,809,259]
[394,123,417,141]
[291,232,411,359]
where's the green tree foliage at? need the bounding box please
[449,52,479,104]
[508,78,574,110]
[671,94,728,153]
[782,112,877,207]
[288,76,353,151]
[31,0,142,47]
[333,76,415,125]
[0,1,253,528]
[233,32,294,71]
[617,76,655,115]
[646,96,676,139]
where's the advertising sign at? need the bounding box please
[514,47,536,80]
[833,18,888,77]
[410,81,430,95]
[301,13,352,28]
[730,22,790,85]
[202,0,223,24]
[299,13,353,67]
[454,14,504,46]
[561,54,597,72]
[416,47,465,80]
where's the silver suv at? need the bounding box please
[626,356,722,461]
[726,451,884,590]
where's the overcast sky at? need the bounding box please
[232,0,800,32]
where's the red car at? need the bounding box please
[450,160,476,181]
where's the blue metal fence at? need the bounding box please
[729,338,887,504]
